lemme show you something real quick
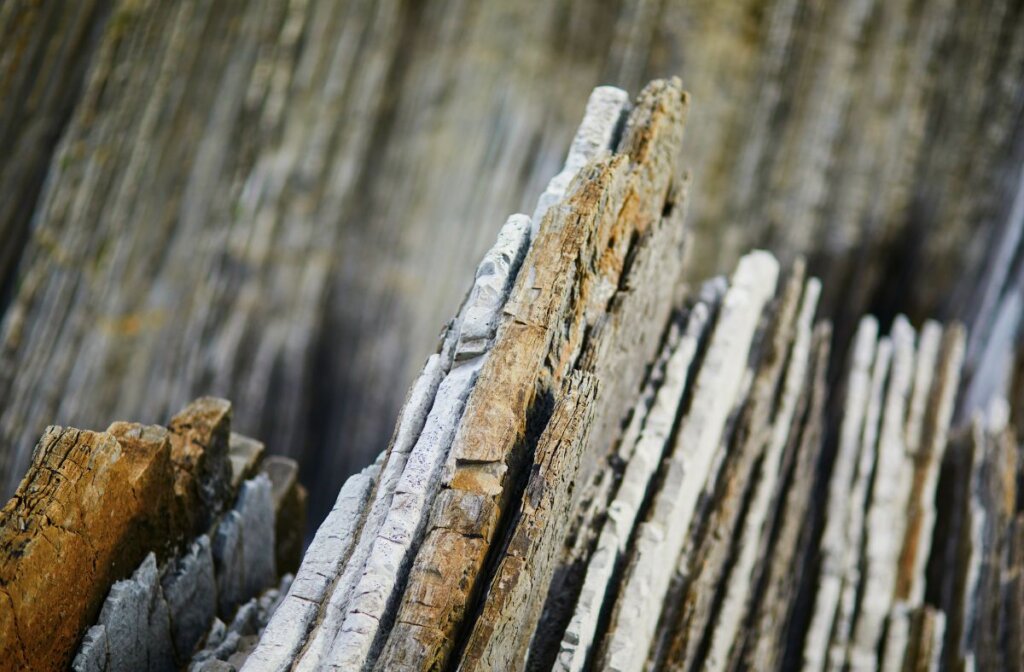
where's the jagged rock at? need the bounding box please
[162,535,217,664]
[213,474,277,618]
[372,77,689,672]
[0,393,296,670]
[92,553,175,672]
[260,456,306,576]
[5,36,1024,671]
[0,424,175,669]
[168,398,233,534]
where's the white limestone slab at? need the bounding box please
[598,251,780,672]
[802,316,878,672]
[702,278,820,672]
[555,299,712,672]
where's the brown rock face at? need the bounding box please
[0,425,175,669]
[0,397,237,670]
[168,396,233,535]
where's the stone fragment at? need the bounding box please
[72,625,109,672]
[97,553,175,672]
[228,433,265,491]
[213,474,276,618]
[848,317,918,670]
[260,455,306,575]
[0,424,175,669]
[162,535,217,664]
[168,397,233,535]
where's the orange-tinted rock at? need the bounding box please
[0,424,175,669]
[168,397,233,536]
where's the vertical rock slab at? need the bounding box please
[802,317,879,671]
[310,211,532,672]
[456,372,598,671]
[743,323,832,671]
[659,264,806,672]
[700,278,819,672]
[213,474,276,618]
[168,397,233,535]
[94,553,175,672]
[72,624,110,672]
[260,455,306,576]
[849,318,918,670]
[557,296,716,672]
[370,78,690,672]
[242,458,381,672]
[828,336,893,669]
[599,251,780,672]
[0,424,175,669]
[162,535,217,665]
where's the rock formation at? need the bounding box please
[3,4,1024,666]
[0,398,304,670]
[2,0,1023,528]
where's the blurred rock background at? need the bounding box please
[1,0,1022,524]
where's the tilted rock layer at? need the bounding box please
[3,73,1024,672]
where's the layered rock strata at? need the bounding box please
[4,71,1024,672]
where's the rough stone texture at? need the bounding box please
[73,625,110,672]
[94,553,175,672]
[655,265,807,672]
[455,213,532,360]
[0,424,175,669]
[372,78,690,672]
[168,398,234,536]
[802,317,880,671]
[456,372,598,671]
[556,295,714,672]
[530,86,631,238]
[192,573,293,670]
[600,252,780,672]
[213,474,277,618]
[5,25,1024,666]
[242,458,380,672]
[699,278,819,672]
[743,323,831,671]
[162,535,218,665]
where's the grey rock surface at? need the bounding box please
[96,553,176,672]
[162,535,218,664]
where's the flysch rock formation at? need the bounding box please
[224,79,1022,672]
[3,71,1024,671]
[4,2,1023,534]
